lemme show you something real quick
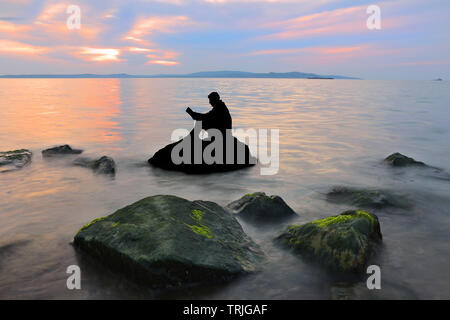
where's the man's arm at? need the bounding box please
[186,107,209,121]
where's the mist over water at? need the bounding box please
[1,78,449,299]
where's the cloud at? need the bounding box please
[0,39,50,55]
[77,47,122,62]
[146,60,179,65]
[258,4,410,40]
[124,15,195,43]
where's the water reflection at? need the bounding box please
[0,79,449,299]
[0,79,122,151]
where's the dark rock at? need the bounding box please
[384,152,425,167]
[42,144,83,157]
[0,149,32,172]
[148,135,256,174]
[275,210,382,273]
[326,186,411,209]
[226,192,297,224]
[74,195,265,288]
[73,156,116,174]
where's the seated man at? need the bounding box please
[186,91,232,135]
[148,92,255,173]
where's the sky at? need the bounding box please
[0,0,449,79]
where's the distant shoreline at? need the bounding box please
[0,71,360,80]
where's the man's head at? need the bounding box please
[208,92,221,107]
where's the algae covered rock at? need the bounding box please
[0,149,32,172]
[42,144,83,157]
[326,186,411,209]
[74,195,265,287]
[73,156,116,174]
[384,152,425,167]
[226,192,297,224]
[275,210,382,273]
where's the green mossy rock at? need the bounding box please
[384,152,425,167]
[275,210,382,273]
[226,192,297,224]
[326,186,411,209]
[74,195,265,288]
[0,149,32,172]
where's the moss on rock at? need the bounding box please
[74,195,265,288]
[275,210,382,273]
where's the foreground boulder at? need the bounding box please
[73,156,116,174]
[384,152,425,167]
[74,195,265,287]
[326,186,411,209]
[226,192,297,224]
[0,149,32,173]
[42,144,83,157]
[275,210,382,273]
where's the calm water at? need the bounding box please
[0,78,449,299]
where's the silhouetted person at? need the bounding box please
[148,91,255,173]
[186,92,232,135]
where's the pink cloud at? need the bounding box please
[77,47,123,62]
[0,39,50,55]
[124,15,195,43]
[259,4,410,40]
[146,60,179,66]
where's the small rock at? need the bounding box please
[384,152,425,167]
[42,144,83,157]
[74,195,265,287]
[326,186,411,209]
[275,210,382,273]
[73,156,116,174]
[0,149,32,172]
[226,192,297,224]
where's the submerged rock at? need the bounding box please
[226,192,297,224]
[74,195,265,287]
[275,210,382,273]
[42,144,83,157]
[326,186,411,209]
[73,156,116,174]
[148,135,256,174]
[0,149,32,172]
[384,152,425,167]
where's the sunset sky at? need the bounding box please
[1,0,449,79]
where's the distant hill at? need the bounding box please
[0,71,360,79]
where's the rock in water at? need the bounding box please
[384,152,425,167]
[74,195,265,287]
[326,186,411,209]
[0,149,32,172]
[226,192,297,224]
[148,135,256,174]
[275,210,382,273]
[42,144,83,157]
[73,156,116,174]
